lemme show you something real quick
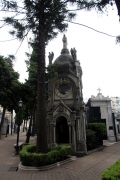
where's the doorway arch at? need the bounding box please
[56,116,69,143]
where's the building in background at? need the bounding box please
[0,105,16,135]
[86,92,116,142]
[111,97,120,140]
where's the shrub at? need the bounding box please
[19,145,71,166]
[87,123,106,137]
[86,129,96,150]
[102,159,120,180]
[86,123,106,150]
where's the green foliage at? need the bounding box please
[47,62,59,80]
[0,55,22,112]
[86,123,106,150]
[86,129,96,149]
[102,159,120,180]
[19,49,38,122]
[2,0,76,42]
[15,110,23,126]
[87,123,106,137]
[1,1,111,42]
[20,144,71,166]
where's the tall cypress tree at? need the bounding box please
[0,0,111,153]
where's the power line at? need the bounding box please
[65,20,116,38]
[0,38,18,42]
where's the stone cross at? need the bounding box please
[97,88,101,93]
[62,34,67,49]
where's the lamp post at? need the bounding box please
[15,100,23,155]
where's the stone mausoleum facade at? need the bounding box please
[47,35,87,155]
[86,92,116,142]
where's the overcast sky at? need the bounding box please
[0,4,120,100]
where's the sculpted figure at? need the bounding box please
[71,47,77,61]
[48,52,54,65]
[70,48,74,59]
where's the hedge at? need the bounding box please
[87,123,106,137]
[86,129,96,150]
[19,145,71,166]
[102,159,120,180]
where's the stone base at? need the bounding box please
[19,155,77,171]
[72,151,86,157]
[50,143,58,147]
[76,141,87,152]
[108,136,116,142]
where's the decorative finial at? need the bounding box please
[62,34,67,49]
[97,88,101,94]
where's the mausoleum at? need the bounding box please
[86,91,116,142]
[47,35,87,155]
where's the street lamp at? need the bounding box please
[15,99,23,155]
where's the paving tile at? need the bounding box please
[0,132,120,180]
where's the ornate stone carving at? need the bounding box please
[70,48,77,61]
[55,77,72,98]
[47,35,87,154]
[48,52,54,65]
[53,112,71,125]
[59,104,64,112]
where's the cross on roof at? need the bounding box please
[97,88,101,93]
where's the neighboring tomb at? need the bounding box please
[86,91,116,142]
[47,35,87,155]
[111,97,120,140]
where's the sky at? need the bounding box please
[0,4,120,101]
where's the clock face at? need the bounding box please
[55,78,71,97]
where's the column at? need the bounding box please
[53,125,56,143]
[69,125,71,143]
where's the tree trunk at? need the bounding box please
[11,110,13,135]
[32,105,36,136]
[115,0,120,16]
[0,106,6,139]
[23,119,25,132]
[36,10,48,153]
[26,120,27,130]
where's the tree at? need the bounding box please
[0,55,21,139]
[21,81,37,143]
[24,48,37,140]
[115,0,120,19]
[0,0,112,152]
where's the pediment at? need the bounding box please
[51,99,72,115]
[91,93,110,101]
[48,99,76,125]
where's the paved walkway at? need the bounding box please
[0,133,120,180]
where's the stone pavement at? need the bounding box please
[0,133,120,180]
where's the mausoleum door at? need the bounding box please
[56,116,69,144]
